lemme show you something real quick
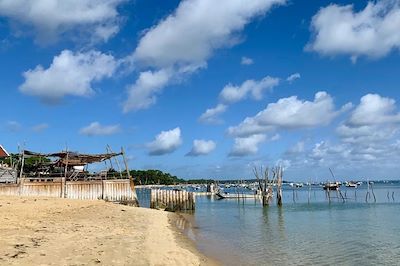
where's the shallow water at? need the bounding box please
[191,183,400,266]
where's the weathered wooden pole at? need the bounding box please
[19,150,25,180]
[121,147,139,207]
[63,147,69,198]
[277,166,283,206]
[107,145,123,179]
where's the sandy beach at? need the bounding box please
[0,196,214,266]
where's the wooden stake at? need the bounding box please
[121,147,139,207]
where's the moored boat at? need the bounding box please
[323,182,340,191]
[345,181,358,188]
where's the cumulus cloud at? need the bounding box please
[335,93,400,148]
[123,70,171,112]
[229,134,267,157]
[0,0,127,44]
[308,0,400,61]
[241,56,254,65]
[219,76,280,104]
[198,104,228,124]
[186,139,216,156]
[32,123,49,132]
[282,93,400,177]
[229,91,351,137]
[124,0,286,111]
[348,94,400,126]
[286,73,300,82]
[80,122,121,136]
[19,50,117,103]
[147,127,182,156]
[199,75,279,124]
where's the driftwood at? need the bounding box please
[253,165,284,206]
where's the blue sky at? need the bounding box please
[1,0,400,181]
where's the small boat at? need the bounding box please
[323,182,340,191]
[289,183,303,188]
[215,192,257,199]
[345,181,358,188]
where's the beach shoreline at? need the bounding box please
[0,196,217,266]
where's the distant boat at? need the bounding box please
[289,183,303,188]
[345,181,358,188]
[215,192,256,199]
[323,182,340,191]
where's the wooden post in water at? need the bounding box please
[276,166,283,206]
[192,192,196,210]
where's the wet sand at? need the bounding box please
[0,196,216,266]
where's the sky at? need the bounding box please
[1,0,400,181]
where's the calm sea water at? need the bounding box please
[188,183,400,266]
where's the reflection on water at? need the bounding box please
[193,184,400,266]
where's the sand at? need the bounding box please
[0,196,215,266]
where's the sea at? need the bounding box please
[179,182,400,266]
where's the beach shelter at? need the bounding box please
[0,145,9,158]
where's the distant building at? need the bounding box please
[0,145,9,158]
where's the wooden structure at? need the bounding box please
[0,178,137,202]
[150,189,195,211]
[0,146,139,206]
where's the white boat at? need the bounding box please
[345,181,358,188]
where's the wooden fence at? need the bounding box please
[0,178,137,202]
[150,189,195,211]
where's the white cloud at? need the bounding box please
[32,123,49,132]
[199,75,279,125]
[134,0,285,68]
[219,76,279,104]
[282,93,400,178]
[123,70,171,112]
[308,1,400,60]
[229,91,351,137]
[19,50,117,103]
[229,134,267,157]
[241,56,254,65]
[80,122,121,136]
[228,116,275,137]
[337,124,397,144]
[147,127,182,156]
[335,93,400,149]
[286,73,300,82]
[348,94,400,126]
[0,0,126,44]
[186,139,216,156]
[198,104,228,124]
[124,0,286,111]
